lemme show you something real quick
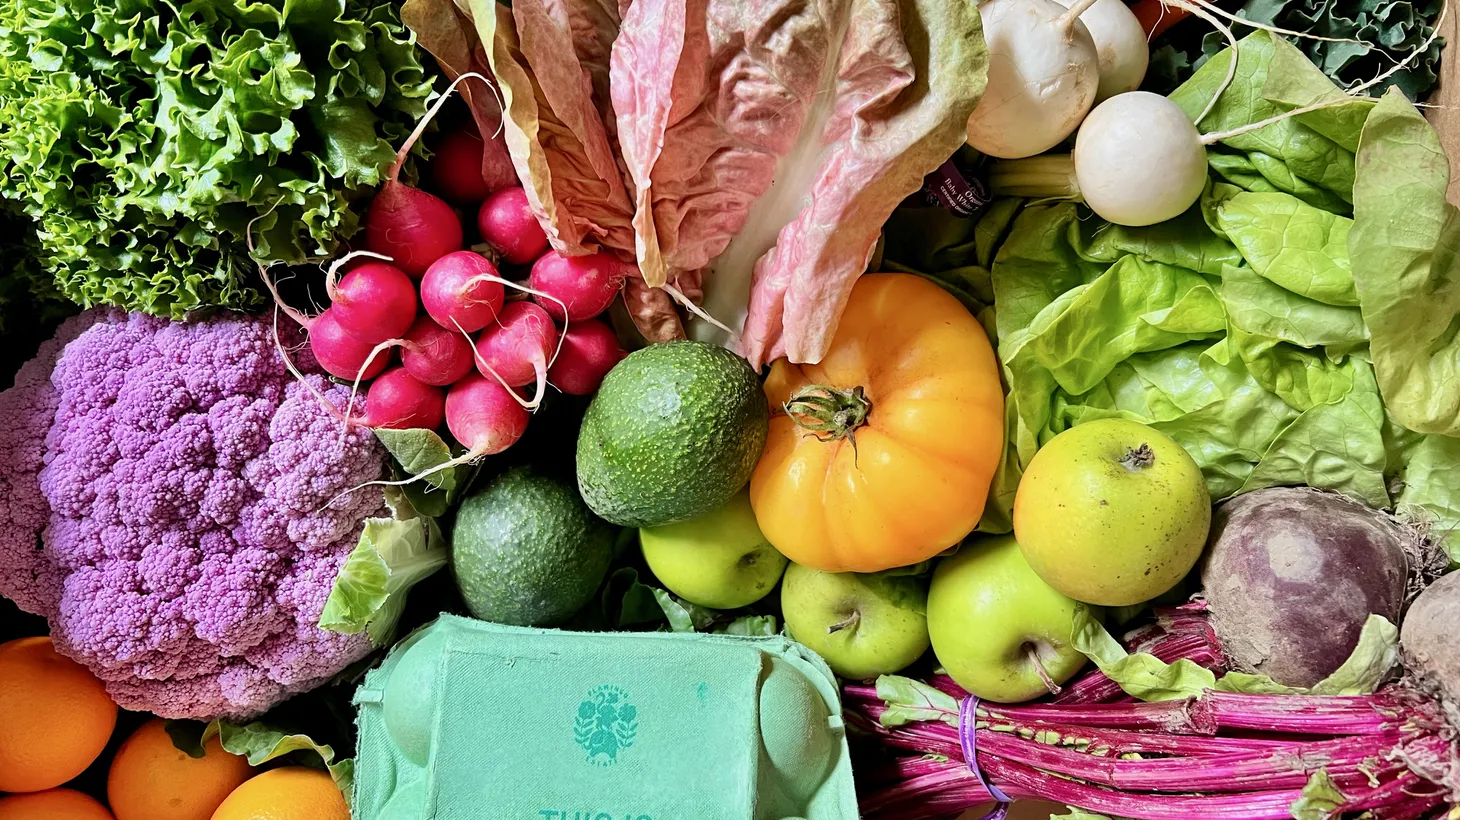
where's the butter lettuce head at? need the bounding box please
[0,0,436,319]
[882,32,1460,557]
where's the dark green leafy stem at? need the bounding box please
[0,0,438,319]
[1144,0,1443,100]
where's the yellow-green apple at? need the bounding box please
[780,562,930,680]
[927,536,1095,702]
[639,490,788,609]
[1013,418,1210,606]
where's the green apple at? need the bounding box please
[927,536,1095,703]
[1012,418,1211,606]
[780,562,930,680]
[639,490,788,609]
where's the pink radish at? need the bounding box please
[401,316,476,386]
[310,308,392,381]
[431,129,493,205]
[360,367,445,430]
[473,301,559,391]
[421,251,506,333]
[446,374,531,456]
[528,250,626,322]
[329,260,418,344]
[547,319,626,395]
[362,79,490,277]
[478,187,548,265]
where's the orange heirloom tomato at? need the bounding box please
[749,273,1005,573]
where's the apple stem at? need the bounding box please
[1118,443,1156,472]
[1024,644,1063,696]
[828,610,862,635]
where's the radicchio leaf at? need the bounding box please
[611,0,988,366]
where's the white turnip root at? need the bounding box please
[1054,0,1148,101]
[421,251,506,333]
[966,0,1100,159]
[1201,487,1416,688]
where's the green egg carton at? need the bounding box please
[352,614,860,820]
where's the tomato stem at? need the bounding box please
[784,384,872,442]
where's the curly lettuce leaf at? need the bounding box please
[0,0,436,319]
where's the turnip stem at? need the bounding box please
[987,155,1080,199]
[1167,0,1238,126]
[1058,0,1104,31]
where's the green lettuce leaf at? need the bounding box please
[1351,88,1460,437]
[318,489,447,645]
[0,0,436,319]
[1073,608,1399,701]
[1289,769,1348,820]
[166,719,353,803]
[873,675,961,728]
[371,427,476,517]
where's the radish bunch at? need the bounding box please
[269,108,629,465]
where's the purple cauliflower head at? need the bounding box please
[0,312,388,719]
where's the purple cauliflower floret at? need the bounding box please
[0,312,388,720]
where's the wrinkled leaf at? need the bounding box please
[1074,609,1399,701]
[168,719,353,804]
[668,0,988,366]
[651,588,718,633]
[715,615,779,636]
[0,0,436,319]
[874,675,960,728]
[1289,769,1348,820]
[1351,88,1460,437]
[318,492,448,645]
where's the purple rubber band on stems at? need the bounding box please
[960,694,1012,819]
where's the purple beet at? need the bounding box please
[1200,487,1413,688]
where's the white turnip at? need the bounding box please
[1054,0,1148,101]
[1074,92,1208,226]
[966,0,1100,159]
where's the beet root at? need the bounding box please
[1402,571,1460,726]
[1201,487,1412,688]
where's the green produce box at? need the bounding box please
[352,614,858,820]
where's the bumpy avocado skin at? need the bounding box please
[576,341,769,528]
[451,467,613,627]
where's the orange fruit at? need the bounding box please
[107,719,254,820]
[210,768,349,820]
[0,788,115,820]
[0,637,118,792]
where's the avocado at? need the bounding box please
[576,341,768,527]
[451,467,613,627]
